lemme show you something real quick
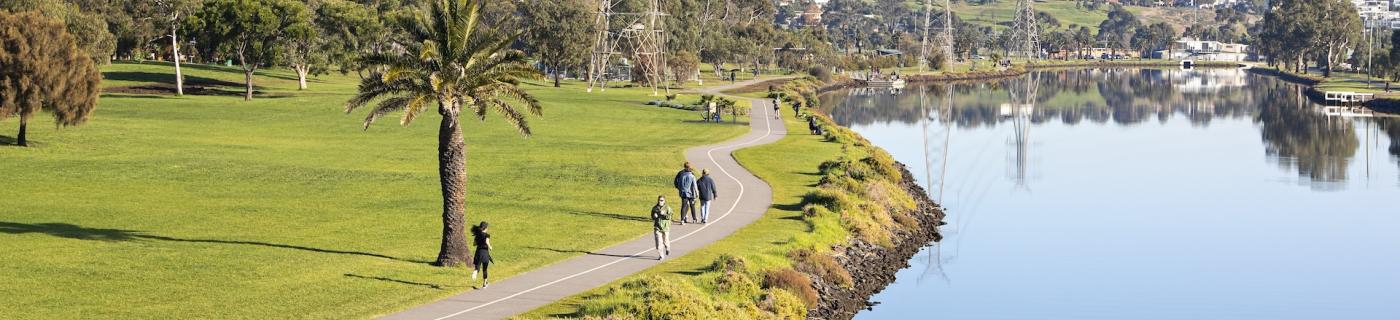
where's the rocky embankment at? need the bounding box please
[807,163,946,320]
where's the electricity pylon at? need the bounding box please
[587,0,669,96]
[1009,0,1040,61]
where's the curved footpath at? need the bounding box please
[383,79,787,320]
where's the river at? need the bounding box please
[819,68,1400,320]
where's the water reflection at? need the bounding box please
[820,68,1400,187]
[828,68,1400,319]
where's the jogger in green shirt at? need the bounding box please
[651,195,672,260]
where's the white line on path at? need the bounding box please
[429,99,778,320]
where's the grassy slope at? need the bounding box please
[517,97,845,319]
[952,0,1208,32]
[0,61,748,319]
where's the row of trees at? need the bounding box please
[1254,0,1363,77]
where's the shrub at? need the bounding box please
[758,288,808,319]
[927,52,947,71]
[860,151,901,180]
[709,254,750,274]
[762,269,818,308]
[807,65,832,82]
[789,249,853,288]
[801,204,832,219]
[714,270,760,298]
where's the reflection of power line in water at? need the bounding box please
[917,84,957,285]
[1004,72,1039,191]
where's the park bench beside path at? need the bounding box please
[381,78,790,320]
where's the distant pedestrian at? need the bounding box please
[792,101,800,115]
[697,169,718,223]
[471,221,493,288]
[651,195,673,260]
[772,99,781,119]
[673,162,699,224]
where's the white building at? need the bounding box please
[1354,0,1399,27]
[1154,38,1249,61]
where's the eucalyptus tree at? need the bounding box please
[346,0,543,267]
[0,11,101,147]
[1096,5,1140,56]
[1315,0,1361,77]
[314,0,383,76]
[153,0,199,96]
[193,0,310,100]
[522,0,594,87]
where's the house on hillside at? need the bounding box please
[1153,38,1248,61]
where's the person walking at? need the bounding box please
[651,195,673,260]
[673,162,699,224]
[697,169,718,224]
[771,99,781,120]
[470,221,493,288]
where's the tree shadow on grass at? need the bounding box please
[773,203,805,211]
[344,273,443,290]
[102,71,244,88]
[0,221,429,264]
[563,211,648,222]
[0,135,30,147]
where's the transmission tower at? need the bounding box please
[1010,0,1040,61]
[587,0,669,96]
[919,0,957,71]
[940,0,955,63]
[919,0,932,71]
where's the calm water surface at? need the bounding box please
[820,68,1400,320]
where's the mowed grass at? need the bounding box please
[518,99,844,319]
[0,61,748,319]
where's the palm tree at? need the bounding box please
[346,0,542,267]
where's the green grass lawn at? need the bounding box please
[0,61,750,319]
[517,98,844,319]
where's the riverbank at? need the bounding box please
[897,60,1241,83]
[1246,66,1400,114]
[517,76,944,319]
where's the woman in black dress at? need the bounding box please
[470,221,493,288]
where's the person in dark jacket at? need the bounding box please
[696,169,718,223]
[673,162,699,224]
[471,221,493,288]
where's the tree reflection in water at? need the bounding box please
[819,68,1400,187]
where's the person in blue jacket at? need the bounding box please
[696,169,718,223]
[673,162,699,224]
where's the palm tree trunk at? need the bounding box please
[16,117,27,147]
[434,109,469,267]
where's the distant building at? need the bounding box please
[1154,38,1248,61]
[1354,0,1399,28]
[1048,47,1140,59]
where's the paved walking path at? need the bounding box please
[382,79,789,320]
